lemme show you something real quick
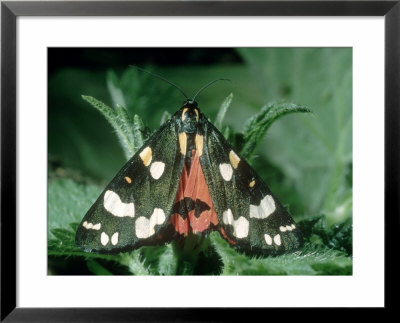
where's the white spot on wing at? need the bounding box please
[273,234,281,246]
[280,226,287,232]
[219,163,233,181]
[222,209,233,225]
[111,232,119,245]
[83,222,101,230]
[92,223,101,230]
[222,209,249,238]
[264,234,272,245]
[150,161,165,180]
[135,208,166,239]
[101,232,109,246]
[249,195,276,219]
[104,190,135,217]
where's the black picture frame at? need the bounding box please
[1,0,398,320]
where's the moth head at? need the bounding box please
[180,100,200,133]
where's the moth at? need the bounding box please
[75,85,303,255]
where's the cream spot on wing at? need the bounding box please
[286,225,293,231]
[229,150,240,169]
[249,180,256,188]
[86,222,93,229]
[249,195,276,219]
[83,221,88,227]
[139,147,152,167]
[100,232,109,246]
[111,232,119,246]
[135,208,166,239]
[104,190,135,217]
[125,176,132,184]
[291,224,296,230]
[150,161,165,180]
[179,132,187,155]
[181,107,188,121]
[195,134,203,157]
[280,226,287,232]
[222,209,249,238]
[273,234,281,246]
[219,163,233,181]
[264,234,272,245]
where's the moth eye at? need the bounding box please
[181,108,189,121]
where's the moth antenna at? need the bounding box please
[130,65,189,100]
[192,78,231,102]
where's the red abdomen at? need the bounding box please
[170,151,219,235]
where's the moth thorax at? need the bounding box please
[186,134,196,155]
[181,107,199,134]
[181,106,199,120]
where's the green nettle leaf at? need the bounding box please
[156,244,178,275]
[132,114,147,155]
[214,93,233,130]
[81,95,146,160]
[209,231,351,275]
[119,251,151,275]
[81,96,132,158]
[106,69,127,109]
[115,104,135,150]
[160,111,172,125]
[297,214,352,256]
[326,218,352,255]
[240,101,312,160]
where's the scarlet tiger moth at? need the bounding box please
[75,81,303,255]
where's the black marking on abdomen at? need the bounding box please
[172,197,211,219]
[184,137,196,174]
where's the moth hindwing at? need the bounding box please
[76,100,303,255]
